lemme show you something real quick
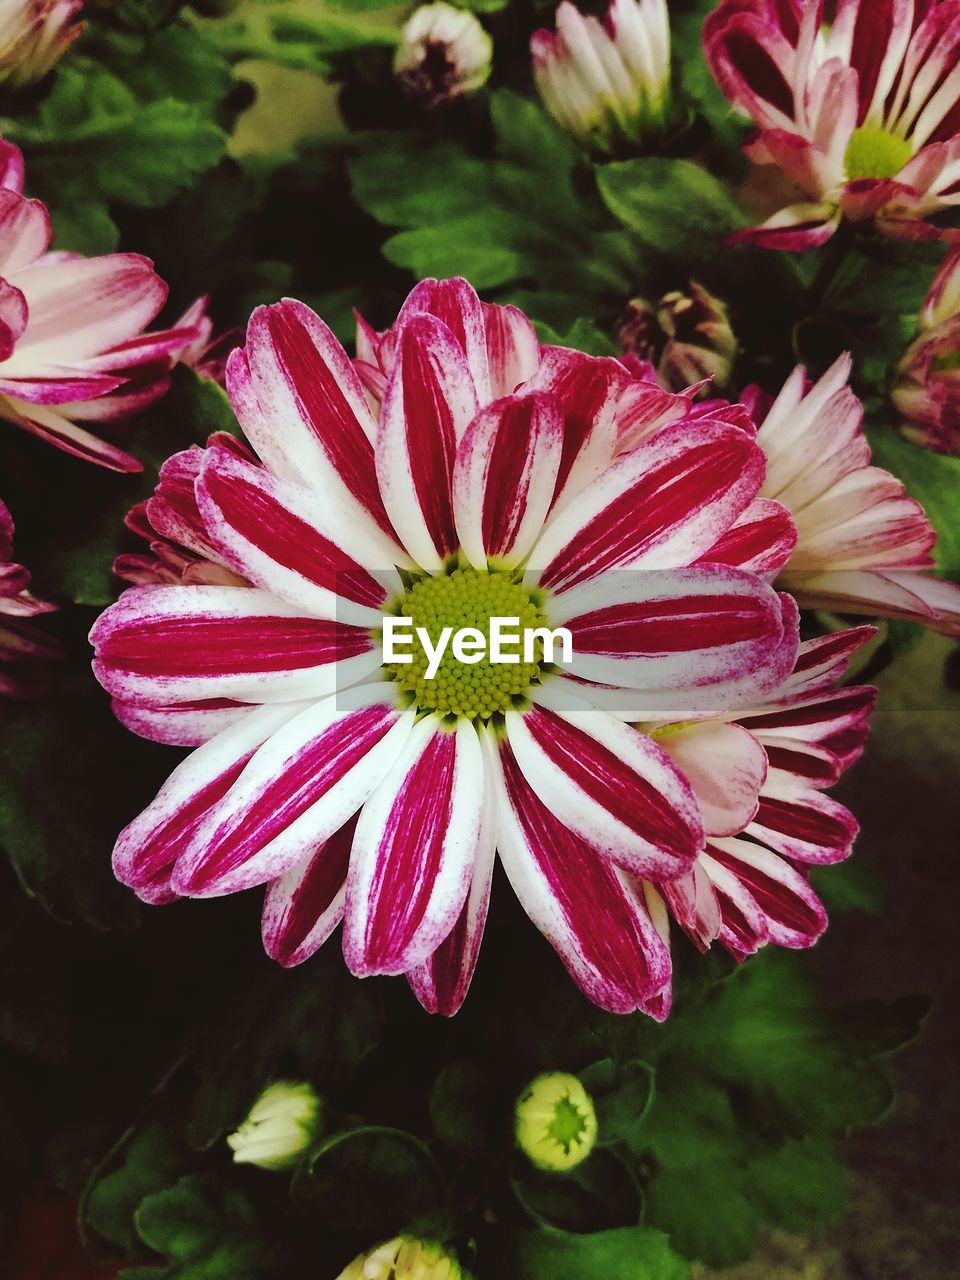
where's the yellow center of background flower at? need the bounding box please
[843,125,912,181]
[384,565,548,720]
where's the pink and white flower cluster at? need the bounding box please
[89,278,958,1017]
[0,497,59,699]
[0,1,82,90]
[705,0,960,248]
[0,142,198,472]
[894,245,960,453]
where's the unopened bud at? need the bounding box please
[335,1235,464,1280]
[514,1071,597,1172]
[395,4,492,107]
[226,1080,323,1171]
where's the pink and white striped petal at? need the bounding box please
[2,399,142,472]
[527,419,766,592]
[171,684,415,897]
[492,735,672,1014]
[227,300,392,536]
[343,718,484,975]
[112,696,254,746]
[696,497,797,579]
[453,391,562,570]
[0,189,50,275]
[657,722,767,838]
[395,277,492,403]
[377,311,479,569]
[745,772,859,865]
[112,702,308,904]
[196,446,399,624]
[703,837,828,953]
[782,567,960,634]
[90,584,379,705]
[261,815,360,967]
[505,686,704,880]
[482,300,540,397]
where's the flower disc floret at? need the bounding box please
[385,564,549,720]
[843,126,913,182]
[515,1071,598,1172]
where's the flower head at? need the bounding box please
[92,276,812,1018]
[336,1236,463,1280]
[1,497,59,699]
[618,281,737,393]
[394,4,492,108]
[0,141,200,471]
[0,1,83,90]
[740,353,960,633]
[226,1079,323,1171]
[515,1072,598,1172]
[531,0,671,154]
[893,247,960,453]
[705,0,960,247]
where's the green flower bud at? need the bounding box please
[226,1079,323,1171]
[514,1071,598,1172]
[335,1235,463,1280]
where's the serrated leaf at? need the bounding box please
[512,1226,689,1280]
[130,1174,268,1280]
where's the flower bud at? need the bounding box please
[893,247,960,456]
[514,1071,597,1172]
[226,1080,323,1171]
[394,4,492,108]
[531,0,671,154]
[335,1236,463,1280]
[618,281,736,394]
[0,1,83,90]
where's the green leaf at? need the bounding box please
[512,1226,689,1280]
[593,1060,655,1156]
[129,1174,268,1279]
[596,158,748,263]
[429,1058,499,1156]
[512,1148,643,1233]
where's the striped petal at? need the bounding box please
[112,696,254,746]
[505,686,703,880]
[343,718,484,975]
[377,311,479,569]
[172,684,415,896]
[492,733,671,1014]
[482,300,540,397]
[0,189,49,275]
[261,815,359,967]
[90,585,379,705]
[703,837,828,955]
[396,277,492,403]
[453,391,562,570]
[696,497,797,578]
[745,770,859,865]
[657,722,767,838]
[527,419,765,592]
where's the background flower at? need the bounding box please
[0,1,83,90]
[0,496,59,698]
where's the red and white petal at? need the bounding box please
[0,279,27,359]
[396,277,492,403]
[407,733,498,1015]
[227,301,392,536]
[762,627,876,701]
[0,189,50,276]
[745,772,859,865]
[704,837,828,950]
[549,565,794,699]
[657,722,767,838]
[492,734,672,1014]
[527,420,766,592]
[90,584,379,705]
[728,204,842,251]
[781,566,960,633]
[343,718,484,976]
[0,370,127,406]
[482,300,540,397]
[112,696,254,747]
[696,497,797,579]
[377,311,479,569]
[453,392,562,570]
[172,684,415,896]
[739,683,877,778]
[261,815,360,967]
[196,446,398,624]
[0,399,142,472]
[505,686,703,880]
[658,865,722,952]
[112,702,307,904]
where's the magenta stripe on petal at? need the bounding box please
[568,591,777,655]
[261,816,357,966]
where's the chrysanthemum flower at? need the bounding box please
[893,245,960,453]
[531,0,671,154]
[618,281,737,393]
[0,1,83,90]
[704,0,960,247]
[394,3,492,107]
[740,353,960,632]
[650,627,876,985]
[91,277,802,1017]
[515,1071,598,1172]
[0,141,199,471]
[1,497,59,699]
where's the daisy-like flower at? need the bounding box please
[1,496,60,699]
[0,1,83,90]
[650,627,876,984]
[893,245,960,453]
[531,0,671,155]
[91,277,802,1017]
[0,141,199,471]
[740,353,960,632]
[394,4,492,108]
[704,0,960,247]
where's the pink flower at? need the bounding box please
[0,141,200,472]
[704,0,960,247]
[650,627,875,1000]
[171,297,239,388]
[893,245,960,453]
[91,277,802,1017]
[0,1,83,90]
[742,353,960,632]
[0,497,60,699]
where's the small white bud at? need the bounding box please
[226,1079,323,1172]
[395,4,493,107]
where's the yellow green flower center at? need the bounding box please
[547,1095,591,1150]
[843,125,912,181]
[383,565,549,721]
[514,1072,598,1173]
